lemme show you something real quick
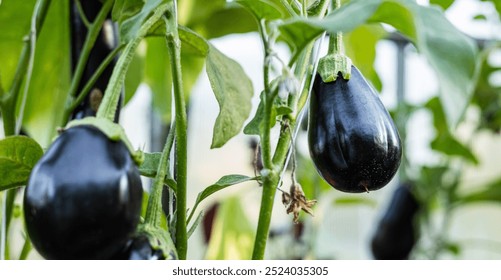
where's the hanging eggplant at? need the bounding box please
[308,65,402,193]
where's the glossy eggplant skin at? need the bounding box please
[371,184,420,260]
[308,66,402,193]
[24,125,143,259]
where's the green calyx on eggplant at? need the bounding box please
[308,65,402,193]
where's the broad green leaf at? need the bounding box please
[205,196,255,260]
[426,97,478,164]
[124,43,145,105]
[138,152,162,177]
[431,135,478,164]
[22,0,70,147]
[199,5,258,39]
[112,0,144,24]
[456,178,501,205]
[235,0,284,20]
[178,1,258,39]
[178,26,209,56]
[119,0,166,43]
[369,1,416,39]
[344,24,386,91]
[278,0,381,54]
[430,0,455,10]
[0,0,35,91]
[206,45,253,148]
[0,136,43,190]
[178,0,227,26]
[372,0,479,128]
[145,37,172,122]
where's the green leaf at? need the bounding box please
[372,0,479,128]
[145,37,172,123]
[187,174,256,229]
[178,26,209,56]
[112,0,144,24]
[344,24,386,91]
[194,175,256,207]
[235,0,284,20]
[139,152,162,177]
[278,0,381,53]
[205,196,255,260]
[206,45,253,148]
[145,29,206,123]
[426,97,478,164]
[124,43,145,105]
[0,136,43,190]
[369,1,416,39]
[22,0,70,147]
[187,210,204,239]
[0,0,35,90]
[118,0,166,43]
[243,92,267,136]
[198,5,258,39]
[456,178,501,205]
[431,135,478,164]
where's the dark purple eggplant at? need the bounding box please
[308,65,402,193]
[371,184,420,260]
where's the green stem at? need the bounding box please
[252,14,321,259]
[259,20,273,169]
[96,3,170,121]
[18,236,32,260]
[165,2,188,259]
[0,0,51,136]
[145,122,176,228]
[62,43,125,124]
[327,0,342,55]
[67,0,113,100]
[327,31,343,55]
[252,172,279,259]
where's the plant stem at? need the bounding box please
[62,43,125,124]
[165,1,188,259]
[96,3,170,121]
[251,16,320,259]
[0,0,51,136]
[67,0,113,101]
[145,122,176,228]
[327,0,343,55]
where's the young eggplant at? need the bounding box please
[308,65,401,193]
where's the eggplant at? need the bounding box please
[371,184,420,259]
[308,65,402,193]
